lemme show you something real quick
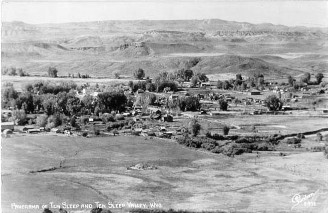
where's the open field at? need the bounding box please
[2,135,328,213]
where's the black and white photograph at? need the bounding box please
[1,0,328,213]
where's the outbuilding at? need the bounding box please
[1,122,14,131]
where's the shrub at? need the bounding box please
[201,142,216,151]
[90,208,102,213]
[205,132,212,138]
[82,132,88,137]
[297,133,305,139]
[47,114,62,127]
[115,114,125,121]
[220,143,248,156]
[286,137,301,144]
[179,96,201,111]
[101,114,115,123]
[316,133,323,141]
[9,110,27,125]
[189,118,201,137]
[45,122,55,129]
[256,143,271,151]
[219,100,228,111]
[207,133,225,140]
[70,116,77,127]
[80,116,89,125]
[94,129,100,136]
[157,81,178,92]
[43,208,53,213]
[112,129,119,136]
[235,137,253,143]
[223,125,230,135]
[211,146,223,154]
[134,68,145,80]
[36,114,48,127]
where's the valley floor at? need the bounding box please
[2,135,328,213]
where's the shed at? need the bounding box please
[250,90,261,95]
[27,129,41,134]
[1,122,14,131]
[22,125,35,132]
[3,129,13,135]
[51,128,61,133]
[162,114,173,122]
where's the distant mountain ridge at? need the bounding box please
[2,19,327,79]
[2,19,327,41]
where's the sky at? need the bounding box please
[1,0,328,28]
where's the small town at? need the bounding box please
[1,2,328,213]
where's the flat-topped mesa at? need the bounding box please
[211,30,319,37]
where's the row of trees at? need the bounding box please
[288,72,324,86]
[2,67,29,76]
[216,73,265,91]
[133,67,209,88]
[2,84,127,117]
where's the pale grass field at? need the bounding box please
[2,135,327,213]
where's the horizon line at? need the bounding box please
[4,18,328,29]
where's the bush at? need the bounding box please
[70,116,77,127]
[286,137,301,144]
[90,208,102,213]
[94,129,100,136]
[115,114,125,121]
[189,118,201,137]
[219,100,228,111]
[201,142,216,151]
[316,133,323,141]
[101,113,115,123]
[45,122,55,129]
[82,132,88,137]
[297,133,305,139]
[80,116,89,125]
[179,96,201,111]
[47,114,62,128]
[134,68,145,80]
[223,125,230,135]
[235,137,253,143]
[157,81,178,92]
[9,110,27,125]
[207,133,225,140]
[256,143,271,151]
[220,143,249,156]
[43,208,53,213]
[36,114,48,127]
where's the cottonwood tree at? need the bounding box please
[265,95,283,111]
[300,72,311,84]
[315,73,324,84]
[134,68,145,80]
[48,67,58,78]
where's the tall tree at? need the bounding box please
[315,73,324,84]
[134,68,145,80]
[48,67,58,78]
